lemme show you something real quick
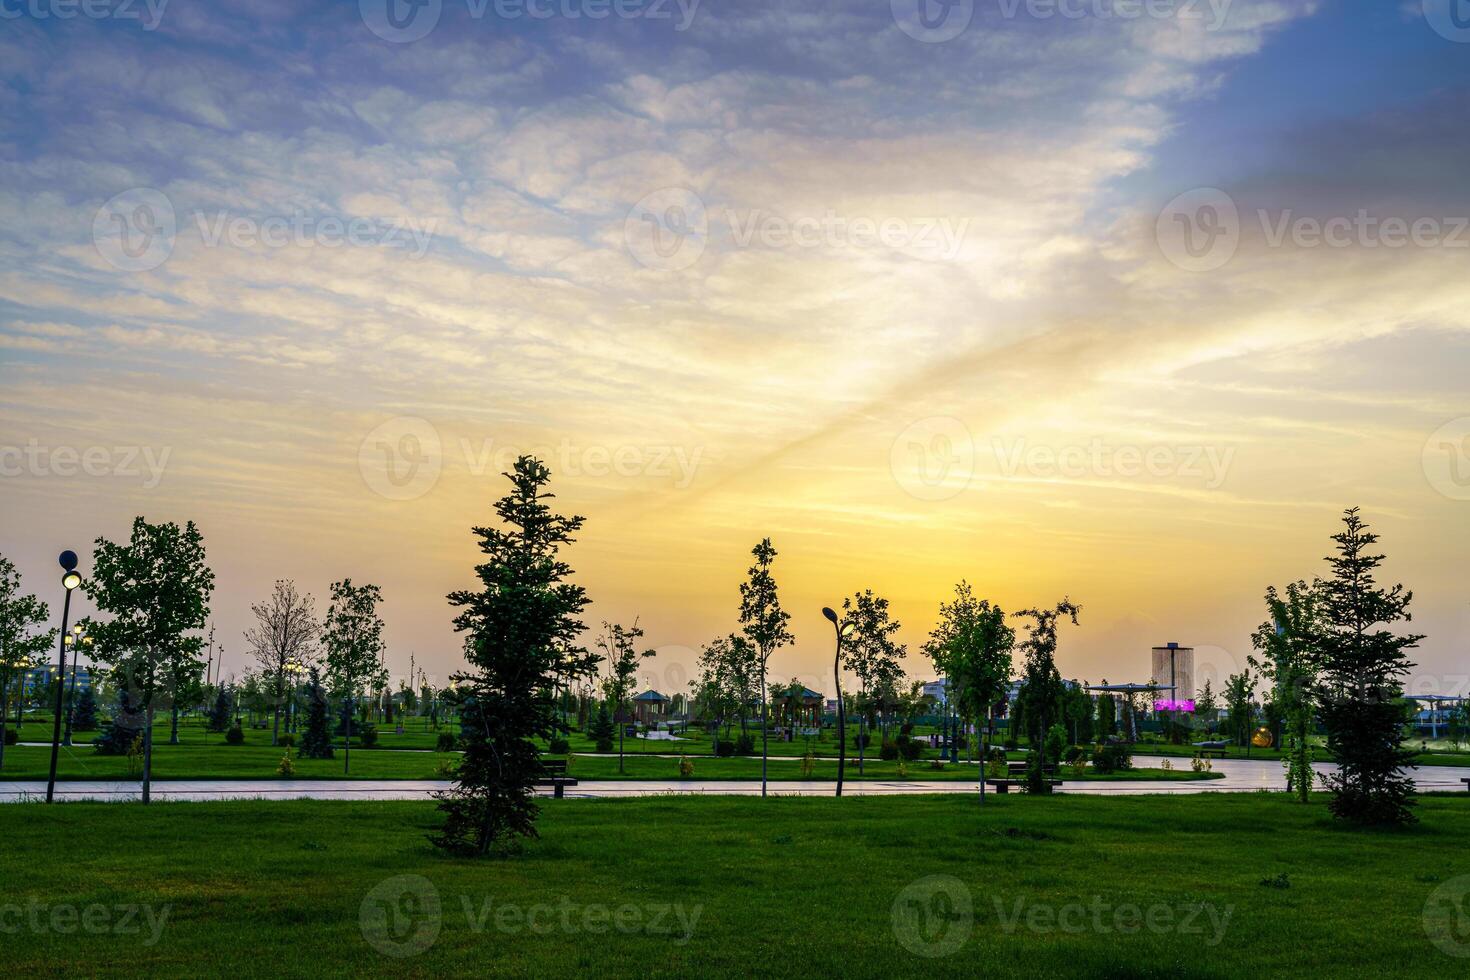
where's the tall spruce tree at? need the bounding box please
[70,685,99,732]
[1316,508,1421,825]
[433,456,597,856]
[206,686,233,732]
[298,668,335,760]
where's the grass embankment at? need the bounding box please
[0,793,1465,977]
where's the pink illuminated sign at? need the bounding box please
[1153,699,1195,713]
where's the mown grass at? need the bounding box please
[0,743,1217,783]
[0,793,1465,977]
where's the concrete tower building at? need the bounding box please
[1150,643,1195,706]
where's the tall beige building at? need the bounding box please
[1150,644,1195,705]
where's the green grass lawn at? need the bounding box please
[0,793,1465,977]
[0,743,1218,783]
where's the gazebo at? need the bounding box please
[632,689,671,725]
[1085,682,1172,742]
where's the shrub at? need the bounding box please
[855,732,871,750]
[899,738,923,762]
[278,734,295,749]
[549,736,570,755]
[589,704,615,752]
[1091,742,1133,774]
[2,727,15,747]
[800,751,816,778]
[357,724,378,749]
[1043,724,1068,765]
[276,753,296,778]
[436,731,458,753]
[678,755,695,780]
[896,761,909,779]
[900,722,914,735]
[224,724,245,746]
[735,734,755,756]
[928,759,946,771]
[879,739,899,761]
[434,757,457,779]
[1063,744,1086,764]
[715,739,736,758]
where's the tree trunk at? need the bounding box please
[142,705,155,805]
[170,704,180,745]
[344,695,352,775]
[0,679,8,771]
[979,711,988,805]
[760,670,768,798]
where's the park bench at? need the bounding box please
[985,778,1062,794]
[1194,741,1228,759]
[1462,778,1469,792]
[534,759,578,799]
[1006,761,1058,776]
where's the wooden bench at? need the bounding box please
[1196,747,1227,759]
[1462,778,1469,792]
[534,759,578,799]
[985,778,1062,794]
[1006,762,1058,776]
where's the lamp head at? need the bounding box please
[822,606,838,625]
[72,624,83,636]
[58,550,78,572]
[62,570,82,591]
[841,622,856,638]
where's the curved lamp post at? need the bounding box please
[823,607,855,798]
[47,550,83,804]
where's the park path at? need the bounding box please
[3,759,1468,802]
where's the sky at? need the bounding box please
[1,0,1467,701]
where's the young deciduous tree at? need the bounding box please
[433,456,595,856]
[738,538,795,799]
[86,517,215,804]
[322,579,386,775]
[597,620,654,773]
[1315,508,1422,826]
[923,581,1013,802]
[245,580,320,747]
[1249,579,1326,803]
[842,590,908,740]
[1223,670,1256,747]
[1013,599,1079,793]
[0,554,56,771]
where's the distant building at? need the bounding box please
[922,679,948,705]
[21,664,95,697]
[1150,644,1194,707]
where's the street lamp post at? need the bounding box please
[47,551,83,804]
[823,607,855,798]
[63,627,90,746]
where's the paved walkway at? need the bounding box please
[4,759,1468,802]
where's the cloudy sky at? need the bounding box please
[2,0,1467,697]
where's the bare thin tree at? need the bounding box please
[245,580,320,747]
